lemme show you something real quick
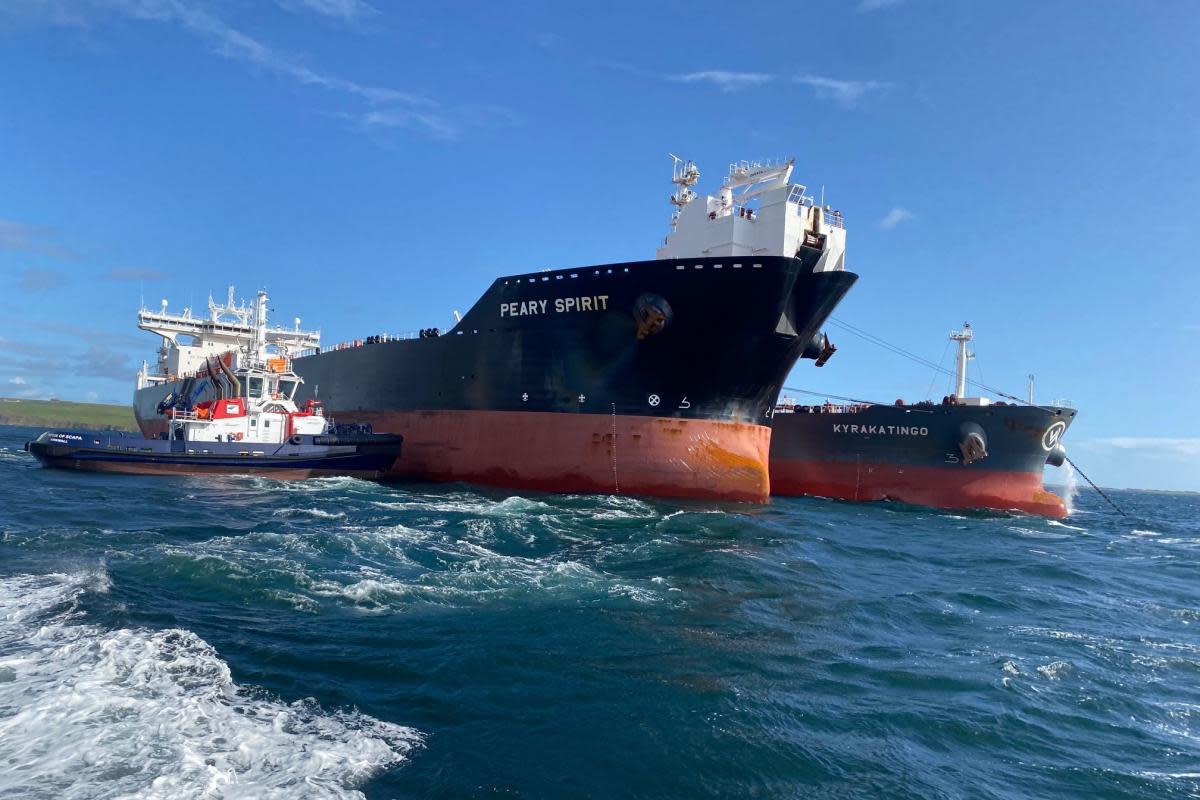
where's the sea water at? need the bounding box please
[1,425,1197,799]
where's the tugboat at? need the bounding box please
[769,323,1076,517]
[28,297,402,478]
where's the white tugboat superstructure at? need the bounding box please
[134,287,328,444]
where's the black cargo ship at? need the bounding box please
[290,254,853,501]
[770,324,1077,517]
[133,158,857,502]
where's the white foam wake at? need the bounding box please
[0,571,420,800]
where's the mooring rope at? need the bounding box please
[1065,455,1126,516]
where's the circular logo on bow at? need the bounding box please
[1042,421,1067,450]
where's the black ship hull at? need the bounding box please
[769,402,1076,516]
[137,254,856,501]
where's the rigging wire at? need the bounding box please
[1065,456,1127,516]
[923,340,952,401]
[828,317,1028,404]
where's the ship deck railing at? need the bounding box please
[296,331,424,358]
[775,403,869,415]
[167,410,212,423]
[784,186,845,229]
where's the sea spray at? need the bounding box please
[1062,460,1080,516]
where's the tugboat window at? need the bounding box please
[248,377,264,397]
[278,380,297,398]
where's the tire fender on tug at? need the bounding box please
[958,422,988,465]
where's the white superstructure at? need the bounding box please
[949,323,991,407]
[136,286,319,391]
[655,157,847,272]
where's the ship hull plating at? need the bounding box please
[342,409,771,502]
[769,404,1076,517]
[135,255,857,502]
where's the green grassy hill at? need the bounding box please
[0,398,137,431]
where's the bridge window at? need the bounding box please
[247,377,264,397]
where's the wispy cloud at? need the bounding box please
[17,267,67,292]
[101,267,170,281]
[113,0,427,106]
[276,0,377,23]
[858,0,905,11]
[1080,438,1200,459]
[0,218,78,259]
[669,71,773,92]
[358,109,461,139]
[76,344,137,380]
[794,74,890,107]
[356,103,518,140]
[879,207,914,230]
[1,0,506,140]
[8,376,26,386]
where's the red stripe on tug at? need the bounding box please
[770,458,1068,518]
[345,410,772,503]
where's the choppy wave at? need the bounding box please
[0,571,421,800]
[3,423,1199,799]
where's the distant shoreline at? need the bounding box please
[0,397,136,432]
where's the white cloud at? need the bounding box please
[116,0,426,106]
[858,0,904,11]
[101,267,170,281]
[670,71,773,92]
[879,207,914,230]
[276,0,377,23]
[0,218,77,259]
[18,267,67,292]
[1080,438,1200,459]
[794,74,889,107]
[9,376,26,385]
[0,0,506,140]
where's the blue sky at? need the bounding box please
[1,1,1197,490]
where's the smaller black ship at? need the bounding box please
[770,323,1076,517]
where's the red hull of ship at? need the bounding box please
[770,458,1067,518]
[362,410,769,502]
[143,409,772,502]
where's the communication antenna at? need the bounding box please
[668,153,699,208]
[1027,374,1035,405]
[949,323,975,399]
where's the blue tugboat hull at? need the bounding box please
[24,430,402,480]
